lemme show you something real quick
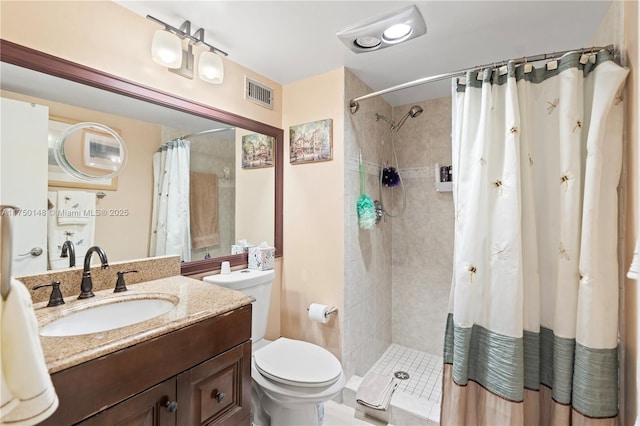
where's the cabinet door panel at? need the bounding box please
[0,97,48,275]
[80,378,176,426]
[177,342,251,426]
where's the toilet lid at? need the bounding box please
[254,338,342,388]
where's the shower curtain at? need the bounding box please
[150,139,191,261]
[442,50,628,425]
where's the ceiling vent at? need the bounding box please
[245,76,274,110]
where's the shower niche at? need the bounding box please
[435,163,453,192]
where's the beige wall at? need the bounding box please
[281,68,345,360]
[235,129,275,248]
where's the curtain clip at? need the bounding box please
[523,57,533,74]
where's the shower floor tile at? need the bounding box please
[369,343,442,402]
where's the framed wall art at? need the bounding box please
[289,118,332,164]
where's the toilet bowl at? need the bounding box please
[251,337,345,425]
[203,269,345,425]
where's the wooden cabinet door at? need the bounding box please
[79,378,176,426]
[177,342,251,426]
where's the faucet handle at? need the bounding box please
[33,281,65,307]
[114,270,138,293]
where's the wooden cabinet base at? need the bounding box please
[40,305,251,426]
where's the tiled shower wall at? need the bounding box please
[343,71,454,378]
[343,70,393,380]
[390,97,454,356]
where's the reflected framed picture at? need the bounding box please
[289,118,332,164]
[242,133,275,169]
[82,128,121,171]
[48,116,118,190]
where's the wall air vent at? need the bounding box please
[245,76,274,110]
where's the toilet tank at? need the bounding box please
[203,269,274,343]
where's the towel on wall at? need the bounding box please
[0,278,58,425]
[47,191,96,270]
[189,172,219,250]
[356,372,398,411]
[56,190,91,225]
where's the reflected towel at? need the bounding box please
[189,172,219,250]
[57,191,91,225]
[356,372,397,411]
[1,279,58,425]
[47,191,95,270]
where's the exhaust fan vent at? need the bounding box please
[245,76,274,110]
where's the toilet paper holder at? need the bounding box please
[307,305,338,319]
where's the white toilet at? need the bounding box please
[203,269,345,426]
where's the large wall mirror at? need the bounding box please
[0,40,283,276]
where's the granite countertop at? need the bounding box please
[33,275,252,374]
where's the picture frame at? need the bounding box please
[289,118,333,164]
[82,128,122,171]
[242,133,275,169]
[48,116,118,190]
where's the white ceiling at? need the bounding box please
[115,0,612,106]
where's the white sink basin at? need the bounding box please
[40,297,177,337]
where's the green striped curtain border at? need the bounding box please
[443,313,618,418]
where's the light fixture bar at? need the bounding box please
[146,15,228,57]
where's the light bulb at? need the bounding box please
[383,24,412,43]
[198,51,224,84]
[151,30,182,68]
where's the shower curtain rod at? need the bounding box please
[349,44,614,114]
[178,127,235,140]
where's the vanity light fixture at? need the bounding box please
[336,5,426,53]
[147,15,227,84]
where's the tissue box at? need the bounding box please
[248,246,275,270]
[231,244,253,254]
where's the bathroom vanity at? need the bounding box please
[33,276,253,426]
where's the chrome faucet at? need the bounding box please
[60,240,76,268]
[79,246,109,299]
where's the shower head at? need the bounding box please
[393,105,423,132]
[408,105,424,118]
[375,105,423,133]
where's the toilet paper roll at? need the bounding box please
[308,303,329,324]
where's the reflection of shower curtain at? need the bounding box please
[150,139,191,261]
[442,51,628,425]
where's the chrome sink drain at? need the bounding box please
[394,371,410,380]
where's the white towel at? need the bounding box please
[356,372,398,411]
[628,238,639,280]
[57,191,92,225]
[48,191,95,270]
[0,278,58,425]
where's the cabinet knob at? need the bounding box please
[164,400,178,413]
[214,391,225,403]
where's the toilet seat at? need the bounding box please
[254,337,342,388]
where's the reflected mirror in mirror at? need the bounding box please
[54,122,128,181]
[0,57,279,274]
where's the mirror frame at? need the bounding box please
[0,39,283,276]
